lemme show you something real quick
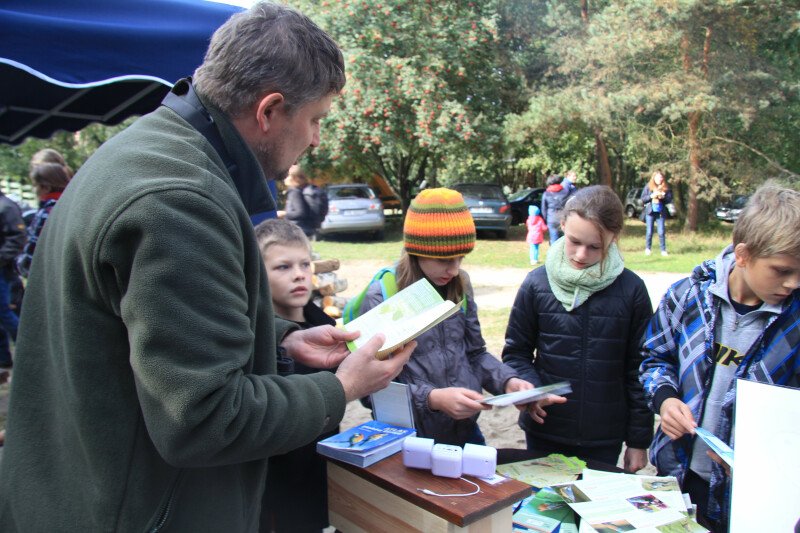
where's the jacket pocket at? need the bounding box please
[146,469,185,533]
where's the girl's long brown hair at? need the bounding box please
[395,250,466,305]
[648,170,669,193]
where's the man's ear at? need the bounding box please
[734,242,751,267]
[255,93,285,133]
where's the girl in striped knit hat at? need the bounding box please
[358,188,532,446]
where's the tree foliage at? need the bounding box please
[292,0,526,210]
[505,0,800,230]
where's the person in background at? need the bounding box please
[0,186,25,370]
[541,174,572,244]
[283,164,316,238]
[254,218,336,533]
[29,148,73,179]
[525,205,547,265]
[640,182,800,531]
[357,188,533,447]
[503,186,653,471]
[641,170,672,256]
[16,163,71,278]
[561,170,578,196]
[0,4,414,531]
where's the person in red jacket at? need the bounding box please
[525,205,547,265]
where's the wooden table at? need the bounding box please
[327,452,532,532]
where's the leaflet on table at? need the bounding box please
[512,487,575,533]
[482,381,573,406]
[497,453,586,488]
[694,428,734,467]
[553,471,707,532]
[342,278,460,360]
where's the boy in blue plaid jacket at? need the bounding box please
[640,182,800,531]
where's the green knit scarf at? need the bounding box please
[545,237,624,312]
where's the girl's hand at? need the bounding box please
[658,398,696,440]
[526,394,567,424]
[428,387,491,420]
[707,451,732,477]
[504,377,534,394]
[504,378,534,412]
[623,447,648,473]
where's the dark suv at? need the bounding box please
[452,183,512,238]
[624,187,644,219]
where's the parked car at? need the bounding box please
[508,187,545,225]
[715,194,749,223]
[319,184,385,240]
[452,183,511,238]
[624,187,644,219]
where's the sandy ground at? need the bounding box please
[336,260,682,470]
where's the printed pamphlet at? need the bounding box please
[343,278,460,360]
[482,381,573,407]
[694,428,734,467]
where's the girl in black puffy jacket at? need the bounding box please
[502,186,654,471]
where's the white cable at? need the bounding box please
[416,477,481,497]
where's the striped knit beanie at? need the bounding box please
[404,188,476,258]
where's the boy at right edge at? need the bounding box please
[640,182,800,531]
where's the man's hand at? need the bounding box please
[525,394,567,424]
[658,398,696,440]
[281,325,360,369]
[428,387,491,420]
[623,447,648,473]
[334,334,415,402]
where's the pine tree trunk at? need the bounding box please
[595,129,612,187]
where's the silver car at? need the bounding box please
[319,184,385,240]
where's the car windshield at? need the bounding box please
[456,185,505,200]
[329,186,375,200]
[508,188,533,201]
[731,195,749,208]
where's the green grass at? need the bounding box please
[314,216,732,273]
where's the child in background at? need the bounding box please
[526,205,547,265]
[358,188,532,446]
[503,186,653,471]
[16,162,70,278]
[253,219,336,533]
[640,182,800,531]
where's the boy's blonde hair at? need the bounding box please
[254,219,312,258]
[733,182,800,259]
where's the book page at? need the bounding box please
[344,278,458,358]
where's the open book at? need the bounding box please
[343,278,460,360]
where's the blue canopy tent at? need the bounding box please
[0,0,243,145]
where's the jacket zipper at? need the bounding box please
[578,303,588,446]
[149,474,182,533]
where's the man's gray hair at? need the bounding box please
[194,2,345,117]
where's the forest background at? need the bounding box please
[1,0,798,229]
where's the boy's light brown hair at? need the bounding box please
[254,219,312,259]
[733,181,800,259]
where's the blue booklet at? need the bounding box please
[695,428,734,467]
[316,420,416,467]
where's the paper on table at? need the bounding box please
[481,381,572,406]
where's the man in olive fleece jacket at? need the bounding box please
[0,4,412,532]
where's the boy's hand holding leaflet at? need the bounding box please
[658,397,697,440]
[482,381,573,406]
[341,278,461,360]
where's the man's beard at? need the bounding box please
[254,137,289,183]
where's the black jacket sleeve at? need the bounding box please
[625,277,655,449]
[501,271,543,387]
